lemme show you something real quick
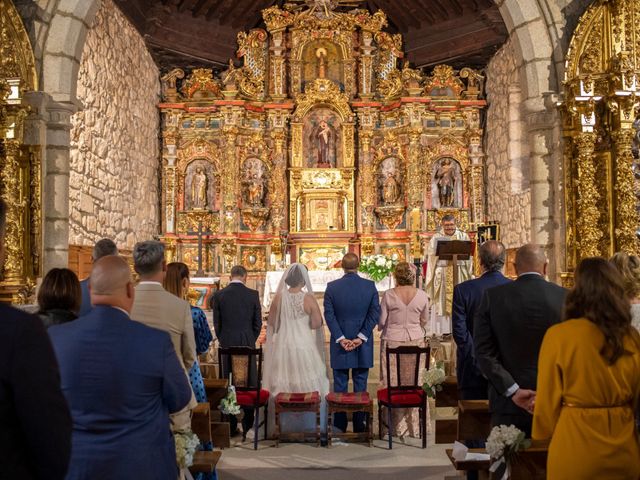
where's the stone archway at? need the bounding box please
[35,0,101,271]
[490,0,592,279]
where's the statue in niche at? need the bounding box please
[242,158,266,207]
[191,167,208,209]
[378,157,403,206]
[434,158,456,208]
[315,120,334,167]
[316,47,328,79]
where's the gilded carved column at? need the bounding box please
[0,140,25,283]
[269,127,287,236]
[407,128,422,209]
[359,31,375,99]
[222,125,239,234]
[269,31,287,100]
[359,129,375,234]
[575,132,602,258]
[612,129,640,254]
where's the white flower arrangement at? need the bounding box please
[219,383,242,416]
[174,429,200,469]
[486,424,531,479]
[359,254,397,282]
[420,360,446,398]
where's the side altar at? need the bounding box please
[157,0,489,288]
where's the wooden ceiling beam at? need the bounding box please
[373,0,408,31]
[192,0,214,17]
[449,0,464,16]
[231,0,273,29]
[430,0,450,20]
[412,0,437,24]
[205,0,231,20]
[177,0,198,13]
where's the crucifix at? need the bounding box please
[194,220,208,277]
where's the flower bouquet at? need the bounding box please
[359,254,397,283]
[174,429,200,469]
[219,373,242,416]
[486,424,531,480]
[420,360,446,398]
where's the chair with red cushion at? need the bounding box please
[376,345,430,449]
[325,391,374,447]
[274,391,321,447]
[217,346,269,450]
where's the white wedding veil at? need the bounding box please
[263,263,329,388]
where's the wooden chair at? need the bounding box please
[217,346,269,450]
[326,392,374,447]
[377,345,430,449]
[274,391,321,447]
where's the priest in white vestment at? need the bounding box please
[425,214,473,334]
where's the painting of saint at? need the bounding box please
[304,108,341,168]
[185,159,216,211]
[431,157,462,209]
[241,158,266,208]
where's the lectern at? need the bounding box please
[434,239,473,333]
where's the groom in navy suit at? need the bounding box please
[324,253,381,432]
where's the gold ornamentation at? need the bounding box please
[575,132,602,258]
[374,205,405,230]
[221,238,237,270]
[181,69,223,99]
[426,209,470,232]
[612,129,640,253]
[240,246,267,271]
[424,65,464,97]
[379,245,407,261]
[176,211,220,235]
[361,236,374,256]
[241,207,270,231]
[160,68,185,102]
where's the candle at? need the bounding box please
[270,253,276,266]
[285,253,291,265]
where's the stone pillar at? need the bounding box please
[43,100,77,271]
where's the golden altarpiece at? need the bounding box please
[158,2,488,285]
[562,0,640,280]
[0,0,41,303]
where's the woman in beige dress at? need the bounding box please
[610,251,640,331]
[378,262,431,439]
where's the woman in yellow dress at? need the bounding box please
[532,258,640,479]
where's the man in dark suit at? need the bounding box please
[474,244,566,436]
[453,240,511,401]
[49,255,192,480]
[0,198,72,480]
[78,238,118,316]
[324,253,380,432]
[211,265,262,436]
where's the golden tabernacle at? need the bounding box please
[157,1,487,282]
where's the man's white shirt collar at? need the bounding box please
[139,281,163,286]
[517,272,543,278]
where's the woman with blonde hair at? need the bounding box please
[610,251,640,330]
[533,257,640,479]
[378,261,430,440]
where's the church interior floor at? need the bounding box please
[218,432,457,480]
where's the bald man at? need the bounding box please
[49,256,192,480]
[473,244,566,437]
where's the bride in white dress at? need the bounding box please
[263,263,331,436]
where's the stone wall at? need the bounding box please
[485,37,531,248]
[68,0,160,249]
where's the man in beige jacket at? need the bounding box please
[130,240,197,417]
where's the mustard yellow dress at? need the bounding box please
[532,318,640,479]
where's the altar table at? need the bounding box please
[262,270,394,308]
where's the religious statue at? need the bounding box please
[381,170,401,205]
[191,167,208,209]
[424,215,473,334]
[316,120,333,167]
[316,47,328,79]
[434,158,456,208]
[242,160,266,207]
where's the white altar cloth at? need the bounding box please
[262,270,394,308]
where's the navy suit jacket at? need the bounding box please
[0,305,71,480]
[452,271,512,394]
[78,278,91,317]
[324,272,381,369]
[48,305,192,480]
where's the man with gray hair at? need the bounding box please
[79,238,118,316]
[453,240,512,402]
[130,240,196,374]
[474,243,566,437]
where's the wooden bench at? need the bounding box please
[446,444,548,480]
[204,378,231,448]
[435,376,458,444]
[457,399,491,442]
[189,403,222,476]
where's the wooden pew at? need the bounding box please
[446,444,548,480]
[189,403,222,476]
[435,375,458,443]
[446,448,490,480]
[457,399,491,442]
[204,378,231,448]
